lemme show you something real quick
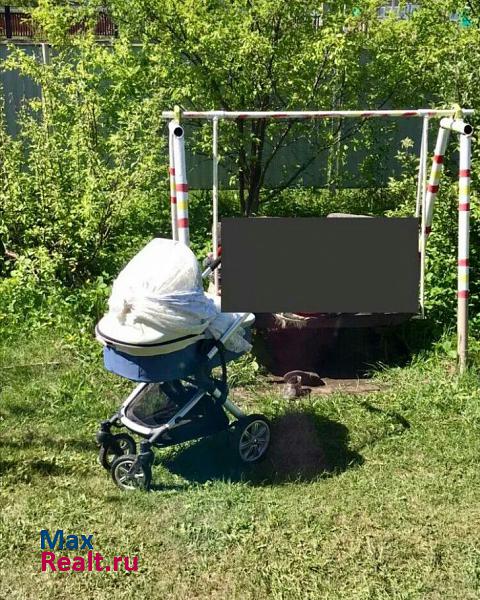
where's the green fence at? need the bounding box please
[1,44,428,189]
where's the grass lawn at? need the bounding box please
[1,330,480,599]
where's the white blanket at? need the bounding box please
[104,238,251,353]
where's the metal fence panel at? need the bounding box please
[2,44,426,189]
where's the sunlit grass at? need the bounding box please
[1,330,480,599]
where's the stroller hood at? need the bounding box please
[96,238,253,353]
[98,238,218,346]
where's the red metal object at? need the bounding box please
[68,13,118,37]
[0,9,34,39]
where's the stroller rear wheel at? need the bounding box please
[99,433,136,470]
[111,454,152,491]
[234,415,271,463]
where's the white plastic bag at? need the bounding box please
[104,238,252,352]
[107,238,217,337]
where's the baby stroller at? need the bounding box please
[95,238,271,491]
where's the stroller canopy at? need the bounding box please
[97,238,252,353]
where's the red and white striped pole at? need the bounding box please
[437,117,473,371]
[171,123,190,246]
[424,127,450,237]
[457,132,472,372]
[168,123,178,241]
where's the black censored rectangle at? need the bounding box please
[221,217,420,314]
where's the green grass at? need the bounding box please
[1,330,480,599]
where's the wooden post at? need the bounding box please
[5,6,12,39]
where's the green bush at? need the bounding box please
[1,0,479,347]
[0,31,172,334]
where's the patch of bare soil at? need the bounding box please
[232,377,388,403]
[309,378,387,395]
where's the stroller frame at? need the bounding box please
[96,305,271,491]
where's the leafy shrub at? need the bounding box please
[1,0,479,348]
[386,143,480,334]
[0,29,173,335]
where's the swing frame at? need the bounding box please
[164,107,474,371]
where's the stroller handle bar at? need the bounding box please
[201,247,222,279]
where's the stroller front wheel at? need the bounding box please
[98,433,136,470]
[111,454,152,491]
[235,415,271,463]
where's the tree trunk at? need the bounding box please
[245,119,267,215]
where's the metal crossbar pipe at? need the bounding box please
[161,109,475,120]
[440,118,474,136]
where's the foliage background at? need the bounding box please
[2,6,480,598]
[0,0,479,340]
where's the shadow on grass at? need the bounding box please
[0,458,66,477]
[359,400,411,430]
[2,403,41,417]
[0,435,97,453]
[158,411,363,488]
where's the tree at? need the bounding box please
[0,1,171,287]
[2,1,479,291]
[107,0,396,215]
